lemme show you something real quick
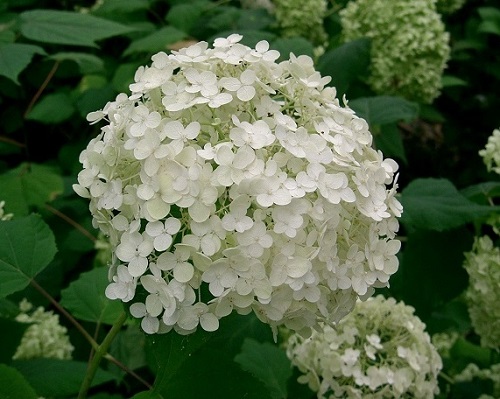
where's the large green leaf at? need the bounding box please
[165,2,208,34]
[0,215,57,298]
[390,227,471,321]
[316,38,370,96]
[478,7,500,36]
[272,37,314,62]
[123,26,187,56]
[26,92,75,124]
[60,267,123,325]
[19,9,136,47]
[146,313,273,399]
[374,123,407,164]
[0,163,64,216]
[0,364,37,399]
[12,358,115,397]
[0,43,46,84]
[349,96,419,126]
[50,52,105,74]
[234,338,292,399]
[400,178,498,231]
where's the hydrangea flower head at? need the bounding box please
[273,0,328,46]
[463,235,500,349]
[340,0,450,103]
[13,299,74,360]
[479,128,500,175]
[74,35,402,336]
[286,295,442,398]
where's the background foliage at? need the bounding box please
[0,0,499,398]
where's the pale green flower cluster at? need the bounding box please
[13,299,74,360]
[286,295,442,398]
[454,363,500,398]
[436,0,467,14]
[340,0,450,103]
[463,235,500,349]
[0,200,13,221]
[272,0,328,46]
[479,128,500,175]
[74,35,402,336]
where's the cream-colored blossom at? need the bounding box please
[340,0,450,103]
[286,295,442,398]
[479,128,500,175]
[13,299,74,360]
[273,0,328,46]
[463,235,500,349]
[75,35,402,336]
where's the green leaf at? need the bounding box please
[123,26,187,56]
[0,364,37,399]
[61,267,123,325]
[50,52,105,74]
[147,313,273,399]
[0,215,57,298]
[390,227,471,321]
[478,7,500,35]
[19,9,136,47]
[461,181,500,205]
[374,123,407,164]
[109,324,147,379]
[316,38,370,96]
[234,338,292,399]
[26,92,75,124]
[91,0,150,15]
[12,358,115,397]
[450,338,492,369]
[0,43,46,84]
[271,37,315,61]
[349,96,419,126]
[165,2,208,33]
[400,178,498,231]
[130,392,163,399]
[0,163,64,216]
[0,318,30,362]
[442,75,468,87]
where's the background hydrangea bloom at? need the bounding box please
[74,35,402,336]
[272,0,328,46]
[340,0,450,103]
[463,235,500,349]
[13,299,74,360]
[286,295,442,398]
[479,128,500,175]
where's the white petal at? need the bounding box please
[200,313,219,332]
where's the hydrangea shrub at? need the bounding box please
[286,295,442,398]
[74,35,402,336]
[340,0,450,103]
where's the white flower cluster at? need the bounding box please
[13,299,74,360]
[479,128,500,175]
[286,295,442,399]
[454,363,500,398]
[74,35,402,336]
[463,235,500,349]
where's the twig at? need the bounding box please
[23,61,60,119]
[44,204,97,242]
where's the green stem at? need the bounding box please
[30,279,99,352]
[78,311,128,399]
